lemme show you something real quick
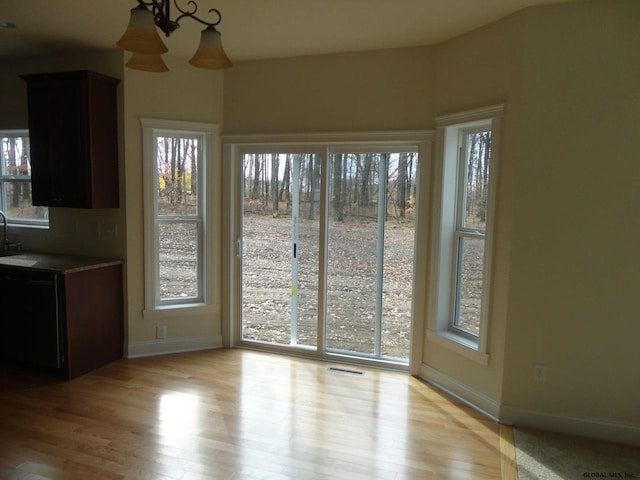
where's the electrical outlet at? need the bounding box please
[103,223,118,239]
[534,364,547,382]
[156,325,166,339]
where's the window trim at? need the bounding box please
[427,105,504,364]
[140,118,218,316]
[0,129,49,228]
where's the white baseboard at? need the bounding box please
[127,334,223,358]
[500,405,640,446]
[419,363,501,421]
[420,363,640,446]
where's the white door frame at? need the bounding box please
[222,131,433,374]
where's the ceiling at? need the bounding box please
[1,0,583,63]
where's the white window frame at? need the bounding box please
[141,118,218,317]
[427,105,503,364]
[0,129,48,228]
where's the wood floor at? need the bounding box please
[0,349,517,479]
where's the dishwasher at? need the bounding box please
[0,267,65,370]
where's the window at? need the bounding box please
[141,119,217,312]
[0,130,48,226]
[429,105,503,361]
[452,128,492,338]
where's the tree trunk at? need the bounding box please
[280,156,291,204]
[360,153,372,207]
[251,154,261,200]
[333,154,344,221]
[397,153,408,219]
[306,155,315,220]
[8,138,21,207]
[479,132,491,223]
[271,155,279,217]
[189,139,197,198]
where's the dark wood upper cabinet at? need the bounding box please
[21,70,120,208]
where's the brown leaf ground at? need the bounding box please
[160,214,482,361]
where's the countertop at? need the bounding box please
[0,252,123,274]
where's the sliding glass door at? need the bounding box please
[241,153,320,348]
[325,152,416,360]
[236,143,419,365]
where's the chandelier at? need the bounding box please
[117,0,232,72]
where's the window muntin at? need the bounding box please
[0,130,48,226]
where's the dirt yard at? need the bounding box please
[160,214,482,361]
[242,215,415,359]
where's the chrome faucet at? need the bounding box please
[0,210,7,250]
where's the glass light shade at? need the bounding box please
[126,53,169,72]
[189,27,232,69]
[116,5,168,54]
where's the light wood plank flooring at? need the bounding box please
[0,349,516,479]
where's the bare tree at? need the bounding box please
[479,132,491,223]
[332,154,344,221]
[271,155,279,217]
[397,153,408,219]
[4,137,27,207]
[279,156,291,205]
[188,138,197,198]
[309,154,321,220]
[360,153,373,207]
[251,154,261,200]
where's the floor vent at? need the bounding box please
[327,366,365,376]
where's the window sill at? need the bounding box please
[143,303,217,320]
[426,329,489,366]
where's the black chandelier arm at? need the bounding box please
[135,0,164,11]
[173,0,222,28]
[134,0,221,34]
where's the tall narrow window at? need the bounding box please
[141,119,217,310]
[452,128,491,338]
[430,105,503,359]
[0,130,48,226]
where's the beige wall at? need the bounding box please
[430,0,639,434]
[224,46,436,133]
[501,0,640,426]
[122,55,224,348]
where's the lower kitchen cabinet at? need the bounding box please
[0,268,62,370]
[0,256,123,379]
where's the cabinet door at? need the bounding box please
[0,269,63,369]
[64,265,123,379]
[27,80,91,207]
